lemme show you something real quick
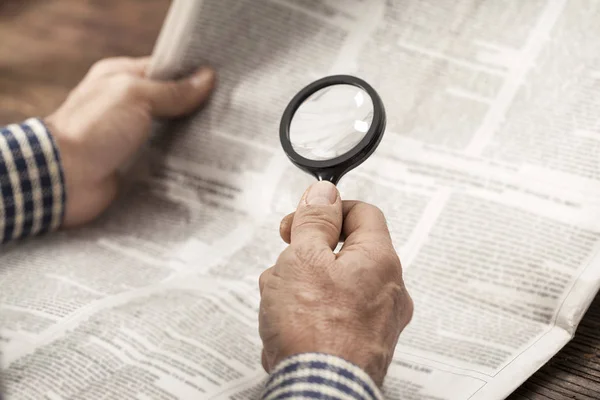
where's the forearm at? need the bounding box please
[0,118,65,243]
[262,353,383,400]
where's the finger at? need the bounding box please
[290,181,342,250]
[137,67,216,118]
[86,57,151,80]
[339,201,393,251]
[281,202,357,244]
[279,212,294,244]
[258,266,274,295]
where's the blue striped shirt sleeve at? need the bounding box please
[0,118,65,243]
[262,354,383,400]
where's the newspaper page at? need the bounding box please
[146,0,600,398]
[3,0,600,399]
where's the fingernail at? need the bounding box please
[191,68,214,88]
[306,181,337,205]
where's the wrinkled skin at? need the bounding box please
[259,181,414,386]
[46,56,216,227]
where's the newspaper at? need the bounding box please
[2,0,600,398]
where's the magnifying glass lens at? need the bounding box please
[289,85,374,161]
[280,75,386,185]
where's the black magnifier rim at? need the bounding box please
[280,75,386,173]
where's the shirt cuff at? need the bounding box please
[262,353,383,400]
[0,118,66,243]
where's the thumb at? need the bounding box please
[290,181,342,250]
[139,67,216,118]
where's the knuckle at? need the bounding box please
[366,242,398,267]
[109,75,140,99]
[294,211,339,239]
[383,251,403,280]
[392,284,414,326]
[359,244,403,285]
[356,201,386,221]
[259,266,274,288]
[156,81,185,104]
[89,58,113,75]
[258,270,268,290]
[261,266,283,293]
[405,292,414,323]
[290,241,333,268]
[89,57,126,76]
[166,81,185,98]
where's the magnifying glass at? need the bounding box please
[280,75,386,185]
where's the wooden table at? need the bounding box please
[1,1,599,399]
[0,0,166,122]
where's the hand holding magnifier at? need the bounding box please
[280,75,386,185]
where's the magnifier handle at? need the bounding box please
[316,168,343,186]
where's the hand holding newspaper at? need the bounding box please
[2,0,600,399]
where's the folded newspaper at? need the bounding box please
[2,0,600,399]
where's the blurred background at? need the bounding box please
[0,0,170,124]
